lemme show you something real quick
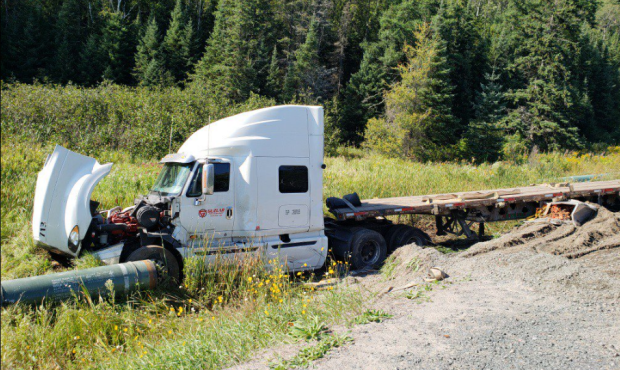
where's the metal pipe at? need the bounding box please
[1,260,158,306]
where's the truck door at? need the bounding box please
[257,157,311,232]
[178,160,235,247]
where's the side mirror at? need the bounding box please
[202,163,214,195]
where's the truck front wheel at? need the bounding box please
[126,245,181,284]
[349,227,387,270]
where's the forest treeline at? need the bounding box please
[1,0,619,162]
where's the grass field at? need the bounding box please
[1,141,619,369]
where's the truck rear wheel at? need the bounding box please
[349,227,387,270]
[388,225,430,251]
[126,245,181,284]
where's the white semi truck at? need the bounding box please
[32,105,620,281]
[33,106,396,280]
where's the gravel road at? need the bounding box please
[234,208,620,369]
[314,265,619,370]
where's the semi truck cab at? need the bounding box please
[33,106,334,280]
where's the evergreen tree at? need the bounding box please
[459,71,506,162]
[78,33,105,85]
[364,23,456,161]
[134,17,169,86]
[183,19,197,67]
[341,0,440,143]
[433,1,488,135]
[266,45,282,98]
[163,0,193,83]
[283,18,332,102]
[193,0,276,102]
[16,3,52,82]
[54,0,84,83]
[574,26,620,144]
[474,71,506,124]
[100,10,135,84]
[502,0,592,151]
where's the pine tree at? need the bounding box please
[574,26,620,144]
[433,1,488,136]
[100,10,135,84]
[459,71,506,162]
[183,19,197,67]
[163,0,193,83]
[364,23,456,161]
[474,71,506,124]
[193,0,276,102]
[54,0,84,83]
[340,0,438,143]
[78,33,104,85]
[283,18,331,102]
[134,17,169,86]
[503,0,591,151]
[266,45,282,98]
[17,4,51,82]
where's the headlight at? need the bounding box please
[68,225,80,252]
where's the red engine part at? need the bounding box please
[108,211,140,240]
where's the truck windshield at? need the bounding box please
[150,163,193,196]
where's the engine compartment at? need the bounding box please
[83,197,175,253]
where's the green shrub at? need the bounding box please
[1,83,276,158]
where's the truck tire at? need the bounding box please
[385,224,408,252]
[389,225,430,250]
[349,227,387,270]
[126,245,181,284]
[412,228,432,246]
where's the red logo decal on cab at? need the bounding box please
[198,209,207,218]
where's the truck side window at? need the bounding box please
[186,163,231,197]
[279,166,308,193]
[214,163,230,192]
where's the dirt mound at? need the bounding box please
[375,244,448,291]
[463,205,620,259]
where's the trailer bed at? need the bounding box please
[331,180,620,221]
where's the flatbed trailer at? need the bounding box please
[328,180,620,239]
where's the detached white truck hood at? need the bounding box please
[32,146,112,257]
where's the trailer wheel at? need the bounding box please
[389,226,430,250]
[349,227,387,270]
[127,245,181,284]
[385,225,408,252]
[412,228,432,246]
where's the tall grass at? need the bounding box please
[1,253,368,369]
[324,149,620,201]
